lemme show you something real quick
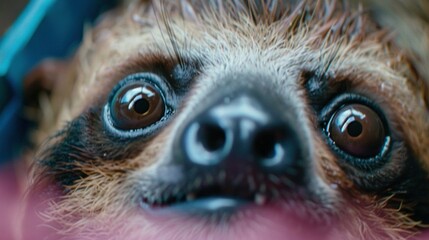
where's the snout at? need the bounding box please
[140,75,318,215]
[175,85,306,183]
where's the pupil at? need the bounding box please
[133,98,150,114]
[347,121,363,137]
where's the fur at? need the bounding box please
[22,0,429,239]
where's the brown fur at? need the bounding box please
[23,0,429,239]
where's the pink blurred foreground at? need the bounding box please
[1,163,429,240]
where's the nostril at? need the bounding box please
[252,128,297,170]
[253,129,285,159]
[182,121,231,166]
[198,123,226,152]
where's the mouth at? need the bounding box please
[138,163,296,218]
[141,183,269,216]
[137,170,335,240]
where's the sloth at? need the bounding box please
[20,0,429,239]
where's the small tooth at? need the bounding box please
[186,193,196,201]
[254,194,266,205]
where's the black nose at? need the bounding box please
[174,87,305,182]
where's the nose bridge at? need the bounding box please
[210,93,270,148]
[211,94,270,124]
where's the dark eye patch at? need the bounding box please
[302,70,429,224]
[36,57,201,187]
[37,108,146,187]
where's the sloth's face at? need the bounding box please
[26,1,429,240]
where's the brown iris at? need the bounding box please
[110,83,165,130]
[327,104,386,158]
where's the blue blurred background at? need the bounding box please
[0,0,118,164]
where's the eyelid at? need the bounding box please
[95,55,198,106]
[319,93,389,128]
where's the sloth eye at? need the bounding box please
[110,82,165,130]
[326,103,387,158]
